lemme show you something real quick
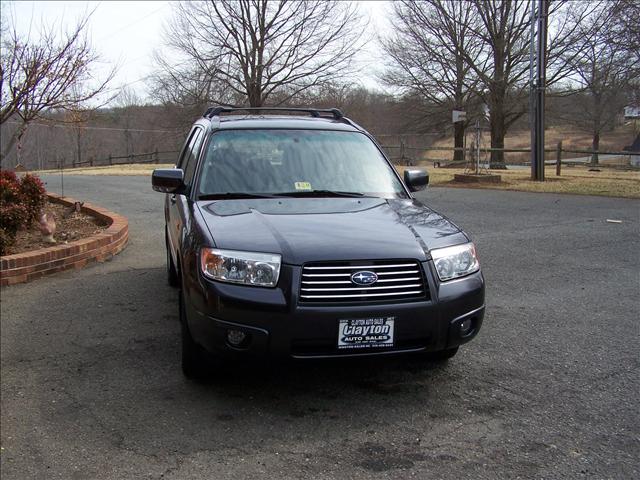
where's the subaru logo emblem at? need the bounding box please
[351,270,378,286]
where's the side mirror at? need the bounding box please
[404,169,429,192]
[152,169,185,193]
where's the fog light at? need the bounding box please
[459,318,473,336]
[227,329,246,346]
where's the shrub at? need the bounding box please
[19,174,46,223]
[0,206,28,257]
[0,171,21,204]
[0,228,10,256]
[0,170,18,183]
[0,202,28,234]
[0,170,46,255]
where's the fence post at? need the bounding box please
[108,154,112,166]
[154,148,159,164]
[556,141,562,176]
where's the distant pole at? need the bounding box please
[463,128,467,166]
[530,0,549,181]
[475,119,481,175]
[529,0,536,177]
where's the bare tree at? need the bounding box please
[381,0,485,162]
[608,0,640,64]
[561,0,639,164]
[64,107,91,167]
[455,0,592,167]
[464,0,530,167]
[153,0,366,108]
[0,9,115,166]
[606,0,640,105]
[115,86,141,156]
[150,59,237,112]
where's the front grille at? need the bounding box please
[299,260,428,304]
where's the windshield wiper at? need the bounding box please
[198,192,282,200]
[277,189,366,198]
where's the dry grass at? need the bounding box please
[33,163,174,176]
[429,124,638,164]
[397,165,640,199]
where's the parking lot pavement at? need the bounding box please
[1,175,639,479]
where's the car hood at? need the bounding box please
[197,197,468,265]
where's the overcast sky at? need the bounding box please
[6,1,391,105]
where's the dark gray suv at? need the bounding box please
[152,107,485,378]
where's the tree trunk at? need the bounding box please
[453,122,465,162]
[76,129,82,168]
[15,124,29,168]
[16,136,23,167]
[489,106,507,169]
[247,83,263,107]
[0,122,28,168]
[591,132,600,165]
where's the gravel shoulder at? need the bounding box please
[1,175,639,479]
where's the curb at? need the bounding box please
[0,193,129,286]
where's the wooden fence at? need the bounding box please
[381,142,640,174]
[46,149,180,169]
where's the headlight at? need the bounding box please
[200,248,281,287]
[431,242,479,281]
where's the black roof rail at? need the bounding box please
[203,106,344,120]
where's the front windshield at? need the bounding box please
[197,129,407,198]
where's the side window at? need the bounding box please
[183,129,204,186]
[176,128,198,170]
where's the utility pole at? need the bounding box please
[475,119,481,175]
[530,0,549,181]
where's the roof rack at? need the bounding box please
[203,106,344,120]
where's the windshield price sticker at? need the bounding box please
[294,182,312,191]
[338,317,395,349]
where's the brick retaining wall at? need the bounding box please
[0,193,129,286]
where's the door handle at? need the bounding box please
[170,195,177,204]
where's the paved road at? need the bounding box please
[2,175,639,479]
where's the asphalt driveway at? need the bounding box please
[1,175,638,479]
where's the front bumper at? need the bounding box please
[183,262,485,359]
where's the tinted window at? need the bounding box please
[183,129,203,185]
[197,130,406,198]
[177,129,198,170]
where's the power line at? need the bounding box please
[94,3,168,43]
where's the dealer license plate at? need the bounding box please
[338,316,395,350]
